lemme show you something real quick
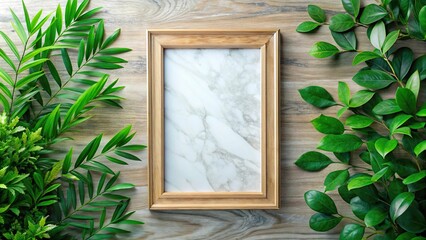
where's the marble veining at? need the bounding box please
[164,48,261,192]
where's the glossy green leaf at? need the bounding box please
[396,204,426,233]
[308,5,326,23]
[304,190,338,214]
[331,30,356,51]
[375,138,398,158]
[350,196,371,219]
[311,114,344,134]
[107,183,135,192]
[78,39,85,67]
[348,175,374,190]
[349,90,375,108]
[102,125,132,153]
[353,70,395,90]
[61,48,73,75]
[329,13,355,32]
[414,140,426,156]
[339,224,364,240]
[295,151,333,172]
[382,30,399,53]
[371,166,390,182]
[324,169,349,191]
[364,207,387,227]
[369,21,386,50]
[318,134,363,153]
[360,4,388,24]
[341,0,360,17]
[345,115,374,129]
[403,170,426,185]
[299,86,337,108]
[0,31,20,59]
[420,6,426,35]
[309,42,340,58]
[99,47,131,55]
[390,192,415,222]
[296,21,320,33]
[373,99,401,115]
[396,87,417,114]
[406,71,420,99]
[390,114,412,134]
[309,213,342,232]
[352,51,381,65]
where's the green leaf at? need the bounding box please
[311,114,344,134]
[296,21,320,33]
[0,49,16,71]
[318,134,363,153]
[390,114,412,134]
[309,42,340,58]
[341,0,360,17]
[360,4,388,24]
[86,26,95,60]
[299,86,336,108]
[62,148,73,174]
[78,39,85,67]
[10,9,28,44]
[397,204,426,234]
[350,196,370,219]
[309,213,342,232]
[102,125,132,153]
[352,70,396,90]
[406,71,420,99]
[101,28,121,49]
[329,13,355,32]
[403,170,426,185]
[396,233,417,240]
[393,47,413,80]
[295,151,333,172]
[382,30,399,53]
[304,190,338,214]
[348,175,374,190]
[94,56,127,64]
[352,51,381,65]
[414,141,426,156]
[395,87,416,115]
[86,62,123,70]
[371,166,389,182]
[308,5,326,23]
[375,138,398,158]
[420,6,426,35]
[324,169,349,191]
[15,71,44,88]
[338,81,350,106]
[106,156,128,165]
[61,48,73,75]
[390,192,415,222]
[369,21,386,50]
[107,183,135,192]
[99,47,131,55]
[18,58,49,73]
[47,61,62,87]
[345,115,374,129]
[373,99,401,115]
[56,5,62,34]
[0,31,20,59]
[349,90,375,108]
[331,30,357,51]
[364,207,387,227]
[339,224,364,240]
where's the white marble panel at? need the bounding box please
[164,48,261,192]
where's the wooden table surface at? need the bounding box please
[2,0,423,239]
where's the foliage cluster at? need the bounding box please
[296,0,426,239]
[0,0,144,239]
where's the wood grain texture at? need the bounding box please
[0,0,423,239]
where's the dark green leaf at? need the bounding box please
[311,114,344,134]
[296,21,320,33]
[349,90,375,108]
[61,48,73,75]
[393,47,414,80]
[308,5,326,23]
[364,207,387,227]
[304,190,338,214]
[324,169,349,191]
[295,151,333,172]
[331,30,356,50]
[299,86,336,108]
[396,204,426,233]
[352,70,396,90]
[329,13,355,32]
[309,213,342,232]
[382,30,399,53]
[78,39,85,67]
[309,41,340,58]
[318,134,363,153]
[395,87,416,114]
[390,192,415,222]
[87,62,123,70]
[339,224,364,240]
[406,71,420,99]
[360,4,388,24]
[338,81,350,106]
[411,55,426,80]
[342,0,360,17]
[99,47,131,55]
[350,196,371,219]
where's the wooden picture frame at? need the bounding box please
[147,29,280,210]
